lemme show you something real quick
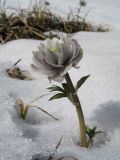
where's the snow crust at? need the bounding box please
[0,0,120,160]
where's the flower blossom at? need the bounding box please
[32,34,83,82]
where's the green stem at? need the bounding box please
[65,72,87,147]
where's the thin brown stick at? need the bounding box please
[14,58,22,66]
[55,136,63,150]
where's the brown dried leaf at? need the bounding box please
[6,67,32,80]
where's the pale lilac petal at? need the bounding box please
[71,39,83,67]
[44,59,64,68]
[60,63,73,76]
[33,54,58,76]
[45,48,58,64]
[52,76,64,82]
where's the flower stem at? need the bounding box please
[65,72,87,147]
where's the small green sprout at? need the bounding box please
[15,95,59,121]
[86,126,103,146]
[15,99,30,120]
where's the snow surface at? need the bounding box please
[0,0,120,160]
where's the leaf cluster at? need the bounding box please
[47,84,71,101]
[48,75,90,102]
[86,126,103,142]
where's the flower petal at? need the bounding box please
[71,39,83,67]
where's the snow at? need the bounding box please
[0,0,120,160]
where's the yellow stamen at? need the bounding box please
[50,47,58,53]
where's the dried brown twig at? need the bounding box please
[47,137,63,160]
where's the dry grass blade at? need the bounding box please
[34,106,59,121]
[27,94,59,120]
[27,93,53,105]
[0,1,109,43]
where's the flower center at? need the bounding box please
[50,47,58,53]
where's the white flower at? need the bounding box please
[32,34,83,82]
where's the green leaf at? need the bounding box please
[62,83,71,96]
[75,75,90,92]
[49,93,67,101]
[23,105,30,120]
[47,85,65,93]
[86,126,103,140]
